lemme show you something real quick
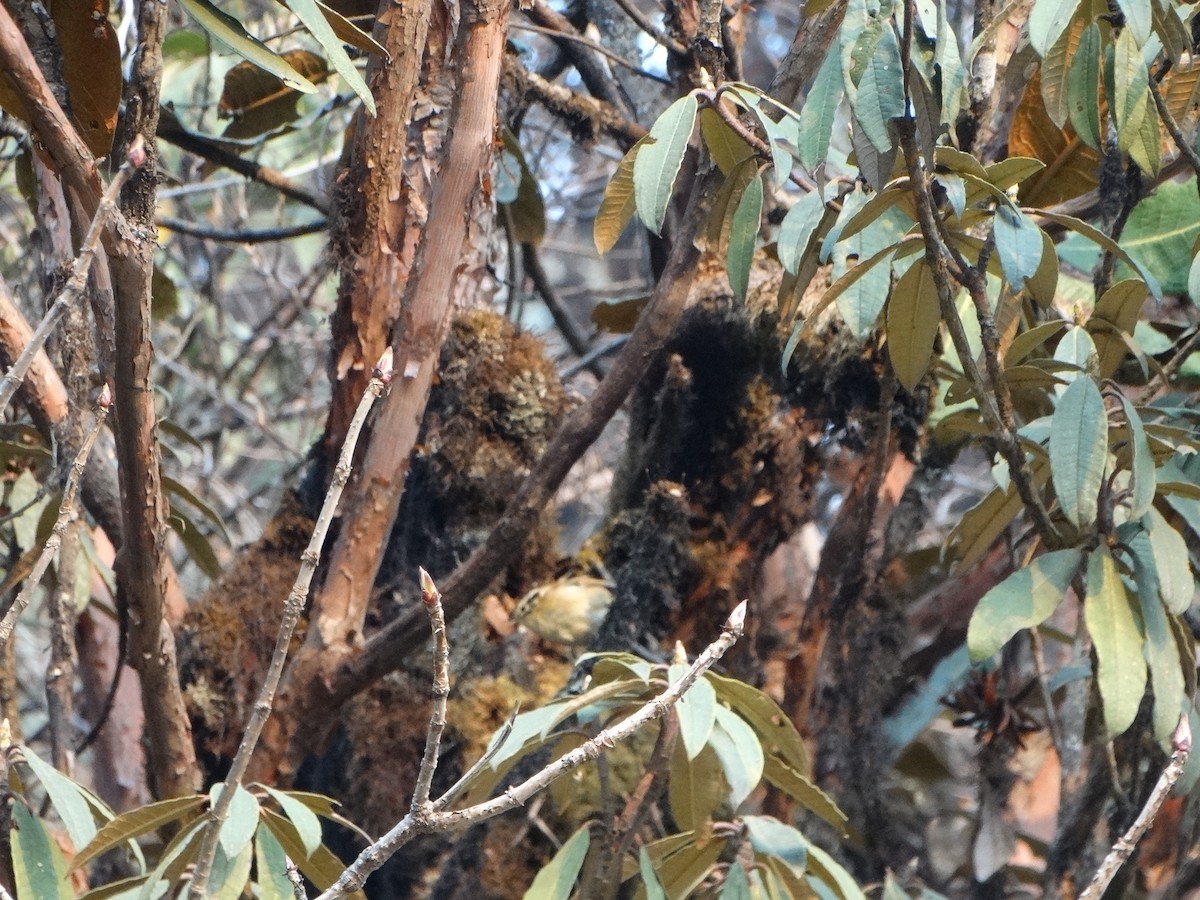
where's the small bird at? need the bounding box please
[512,575,615,649]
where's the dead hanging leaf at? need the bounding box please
[591,296,650,333]
[1012,71,1101,207]
[499,130,545,246]
[1162,57,1200,147]
[54,0,122,157]
[0,0,121,158]
[219,50,330,140]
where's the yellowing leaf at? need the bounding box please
[699,107,753,176]
[886,259,941,392]
[1012,72,1101,206]
[594,137,647,255]
[1085,547,1147,736]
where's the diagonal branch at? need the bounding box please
[896,0,1060,550]
[187,352,393,899]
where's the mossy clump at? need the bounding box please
[177,491,315,772]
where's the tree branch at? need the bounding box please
[156,111,331,214]
[1078,716,1192,900]
[0,148,142,413]
[156,215,327,243]
[896,0,1060,550]
[0,387,111,647]
[524,0,638,121]
[187,352,393,898]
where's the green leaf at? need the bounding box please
[212,783,260,861]
[648,834,727,899]
[798,47,845,170]
[710,705,765,809]
[1029,0,1081,57]
[141,817,207,900]
[262,786,322,859]
[727,174,763,299]
[1189,245,1200,302]
[282,0,373,113]
[12,803,72,900]
[744,816,808,870]
[1006,321,1067,366]
[1085,548,1147,736]
[211,840,254,900]
[634,94,699,235]
[523,825,589,900]
[993,201,1044,288]
[1068,23,1103,150]
[722,863,753,899]
[255,828,292,900]
[707,674,808,775]
[855,25,905,154]
[595,137,648,255]
[1144,507,1195,613]
[802,837,867,900]
[672,663,717,760]
[259,811,365,898]
[1117,395,1155,519]
[730,87,795,187]
[176,0,318,93]
[850,118,898,192]
[967,549,1083,662]
[1042,11,1084,127]
[639,847,668,900]
[168,510,222,580]
[73,795,206,870]
[1116,0,1152,47]
[778,191,826,274]
[1049,375,1108,529]
[886,259,942,392]
[935,0,966,123]
[1136,582,1187,745]
[20,745,99,852]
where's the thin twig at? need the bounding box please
[433,708,519,812]
[1078,715,1192,900]
[511,22,671,83]
[521,243,593,360]
[186,350,395,899]
[0,142,143,413]
[315,601,747,900]
[1141,327,1200,401]
[524,0,637,119]
[156,111,331,214]
[704,91,817,192]
[286,857,309,900]
[156,216,327,243]
[605,0,686,55]
[1149,79,1200,179]
[0,386,112,648]
[561,335,630,380]
[411,569,450,810]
